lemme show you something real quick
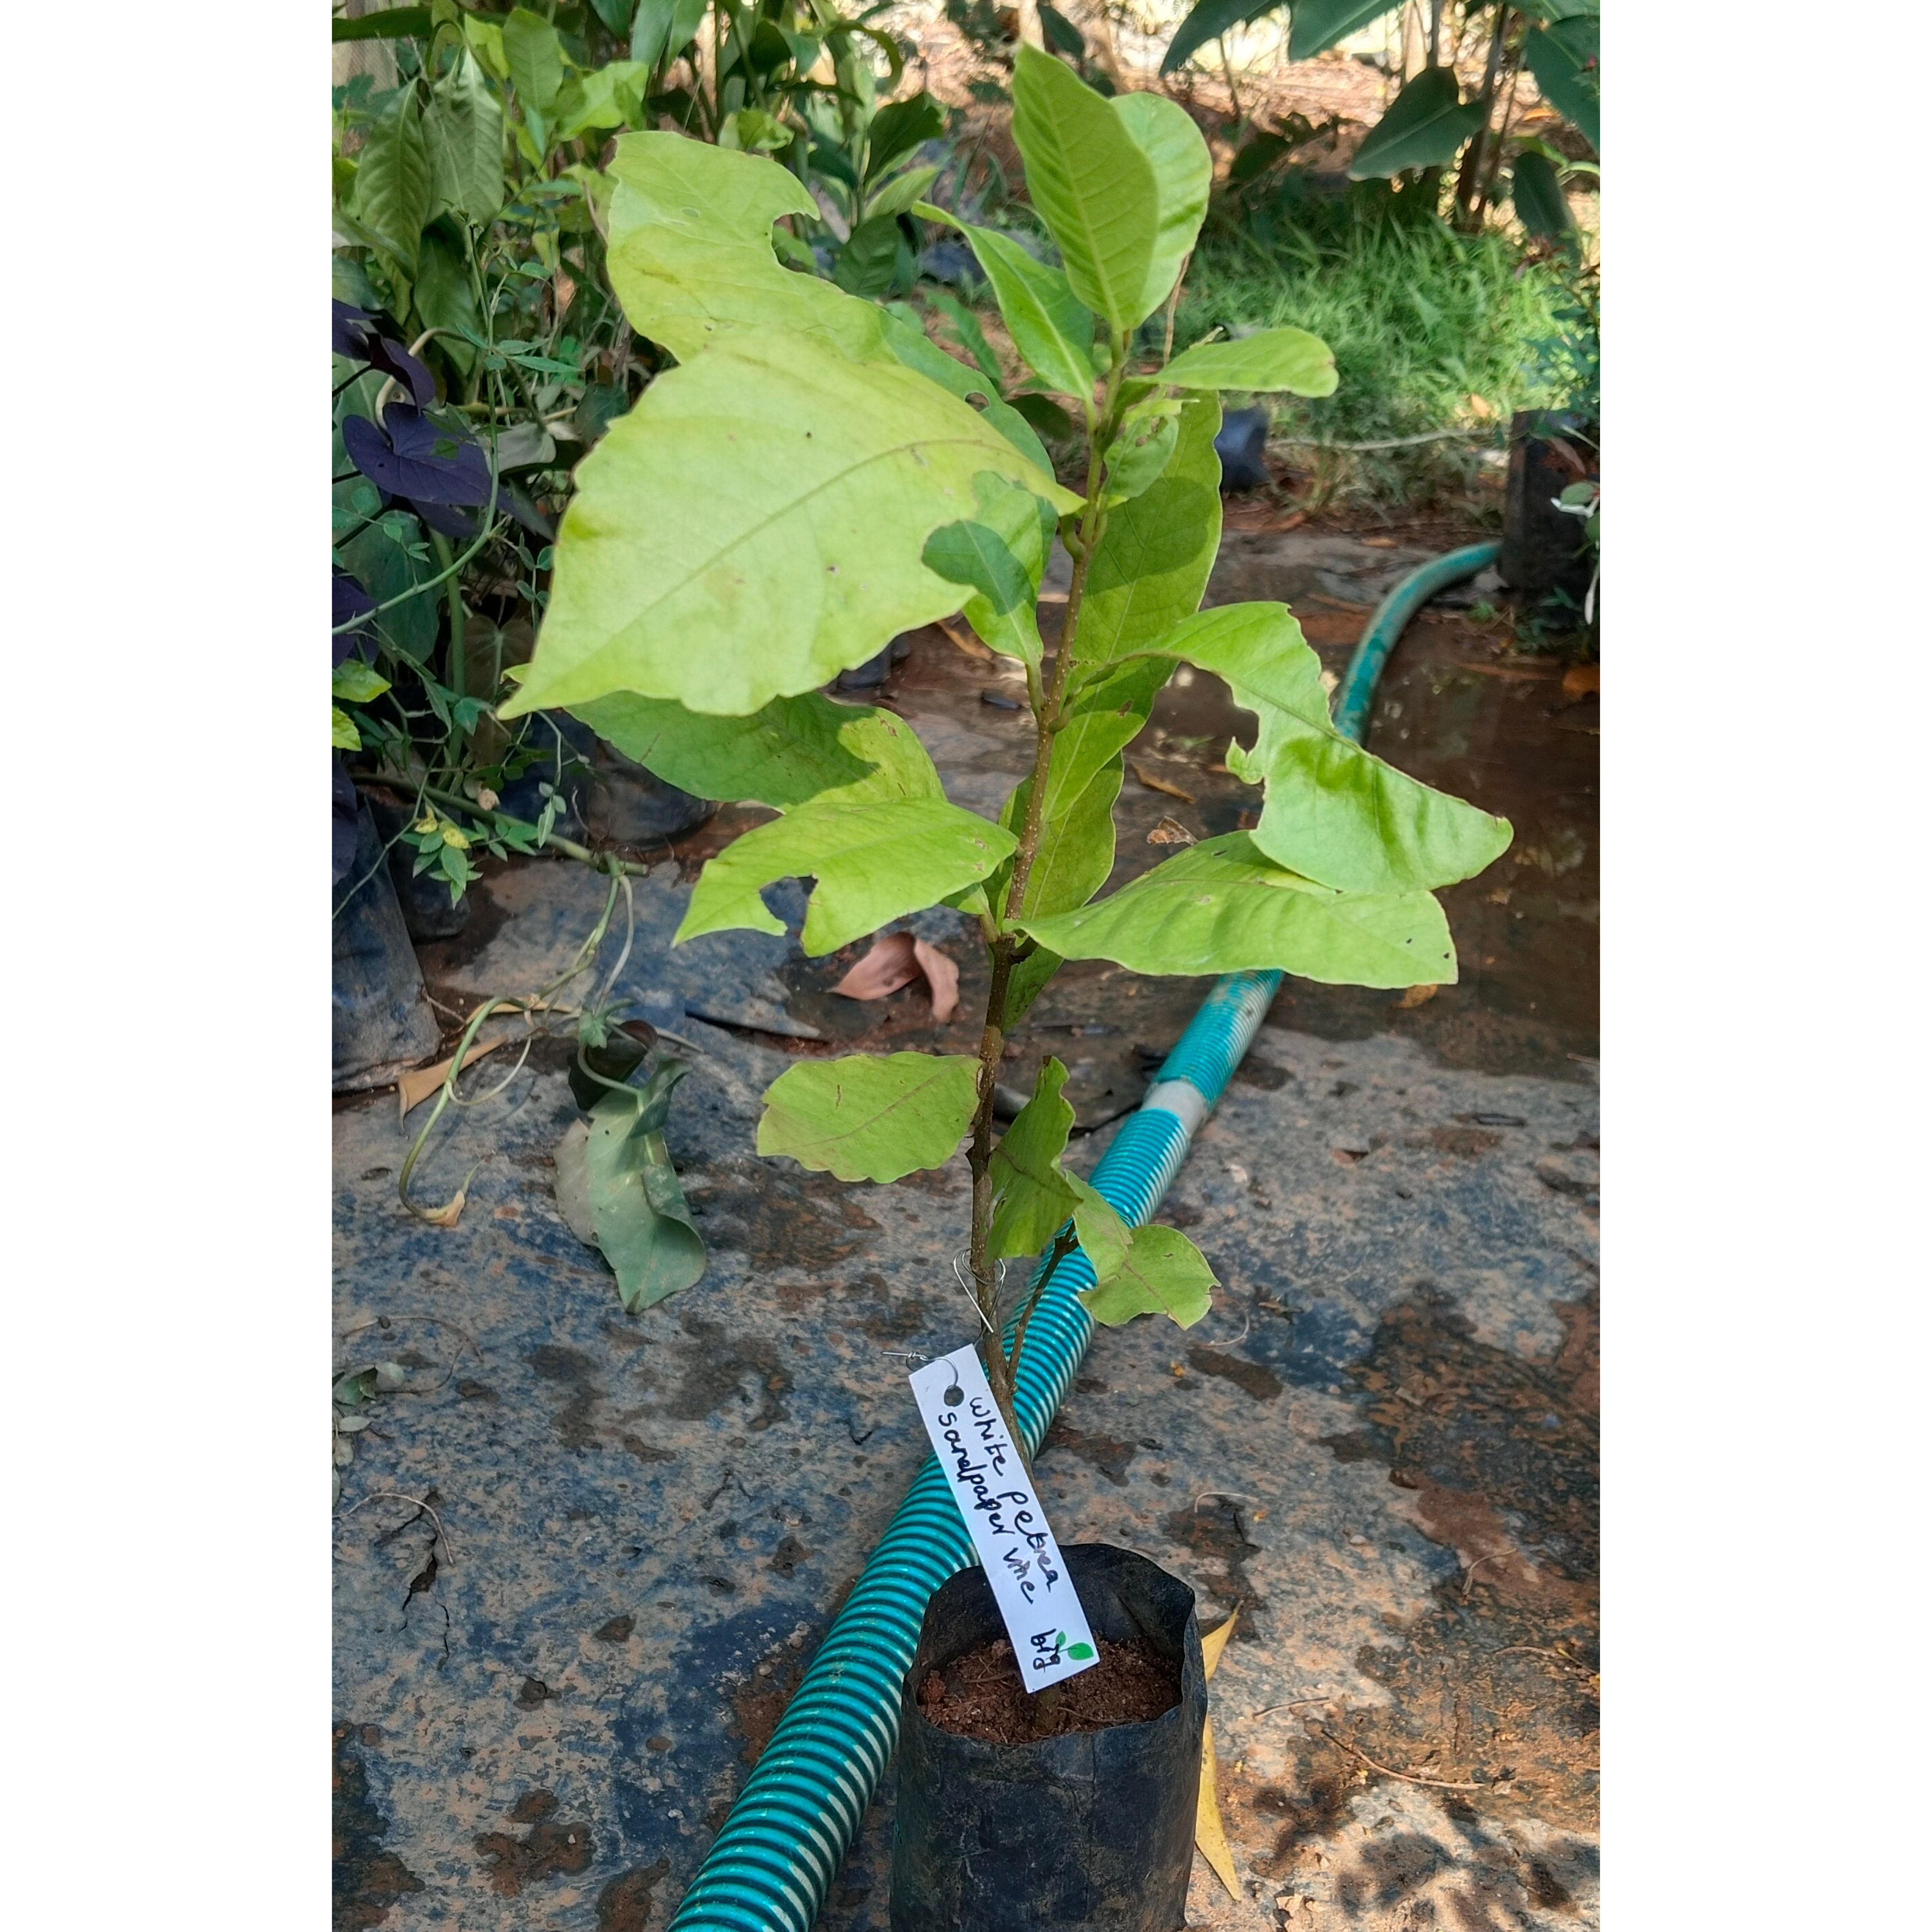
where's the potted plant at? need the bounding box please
[499,45,1510,1926]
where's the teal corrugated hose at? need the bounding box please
[665,543,1497,1931]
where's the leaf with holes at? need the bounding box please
[1079,1222,1216,1327]
[572,689,942,809]
[675,798,1016,955]
[500,331,1077,718]
[758,1052,981,1182]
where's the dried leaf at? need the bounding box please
[1130,761,1196,804]
[829,930,961,1022]
[1562,663,1600,697]
[831,931,923,1001]
[421,1187,467,1227]
[911,938,961,1022]
[1195,1606,1240,1897]
[1201,1605,1238,1677]
[1146,815,1196,846]
[1393,982,1440,1010]
[1197,1717,1240,1898]
[937,616,995,662]
[398,1036,507,1120]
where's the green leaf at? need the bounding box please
[1230,696,1513,895]
[413,221,480,370]
[1010,44,1159,330]
[1159,326,1337,396]
[986,1059,1130,1277]
[675,798,1017,954]
[1136,600,1329,718]
[866,163,943,220]
[1160,0,1271,74]
[353,86,432,273]
[874,308,1060,479]
[1101,397,1181,505]
[557,60,654,141]
[834,214,906,298]
[1109,92,1211,322]
[333,6,433,43]
[1509,151,1577,245]
[1080,1222,1216,1327]
[1524,18,1599,154]
[757,1052,981,1182]
[1004,944,1064,1027]
[995,697,1145,919]
[1077,392,1222,665]
[572,689,943,809]
[590,0,638,30]
[423,50,505,227]
[504,7,566,118]
[1019,832,1457,986]
[916,204,1096,403]
[332,706,362,750]
[500,330,1077,719]
[923,475,1053,662]
[556,1068,708,1313]
[1064,1639,1096,1661]
[1287,0,1397,62]
[866,90,946,183]
[923,287,1005,388]
[333,659,391,703]
[605,134,890,364]
[1348,68,1485,180]
[986,1056,1078,1260]
[631,0,709,68]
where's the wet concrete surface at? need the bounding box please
[334,521,1598,1929]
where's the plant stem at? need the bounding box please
[963,327,1131,1445]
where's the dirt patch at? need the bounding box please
[1040,1417,1139,1486]
[1307,1285,1600,1827]
[333,1724,425,1931]
[473,1790,594,1895]
[682,1157,879,1277]
[1186,1346,1283,1402]
[918,1633,1179,1742]
[731,1646,808,1767]
[1163,1498,1265,1635]
[659,1311,794,1430]
[597,1858,672,1932]
[528,1343,603,1449]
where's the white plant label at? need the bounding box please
[908,1344,1099,1691]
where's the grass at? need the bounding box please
[1172,203,1583,510]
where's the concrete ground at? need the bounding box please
[334,521,1600,1932]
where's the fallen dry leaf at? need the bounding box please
[829,931,959,1022]
[936,616,994,662]
[1147,816,1197,846]
[1361,535,1397,549]
[1131,761,1196,804]
[1453,658,1562,680]
[831,931,923,1001]
[398,1036,508,1120]
[1394,983,1440,1010]
[1562,663,1601,697]
[1267,509,1307,533]
[912,938,960,1023]
[1196,1607,1240,1899]
[421,1188,467,1228]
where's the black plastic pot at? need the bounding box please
[1214,406,1271,493]
[890,1544,1206,1932]
[333,800,440,1092]
[1500,408,1598,605]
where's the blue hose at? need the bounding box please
[666,543,1496,1932]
